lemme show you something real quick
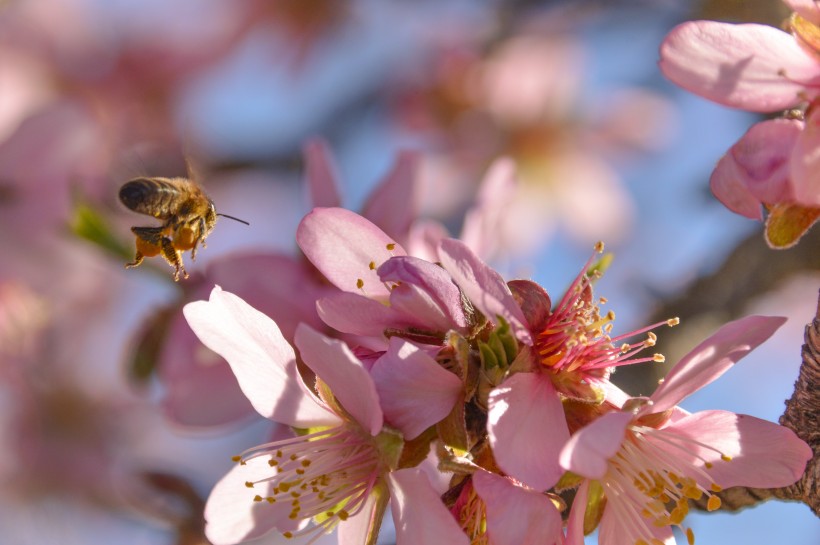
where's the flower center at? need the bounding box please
[603,425,729,545]
[535,243,676,376]
[234,424,382,539]
[451,480,489,545]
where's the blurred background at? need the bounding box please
[0,0,817,544]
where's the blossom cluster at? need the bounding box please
[184,207,811,545]
[659,0,820,248]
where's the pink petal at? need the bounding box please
[789,108,820,207]
[337,492,379,545]
[648,315,786,414]
[659,21,820,111]
[488,373,568,490]
[183,287,338,428]
[459,157,518,260]
[304,137,342,208]
[317,291,410,338]
[297,207,407,298]
[370,338,462,440]
[785,0,820,25]
[159,311,255,428]
[379,256,467,332]
[559,411,634,480]
[362,150,419,244]
[564,479,589,545]
[204,456,299,545]
[710,119,802,218]
[387,468,470,545]
[406,219,450,262]
[438,238,531,344]
[294,324,383,436]
[472,470,562,545]
[665,410,811,489]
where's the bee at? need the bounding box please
[119,176,248,281]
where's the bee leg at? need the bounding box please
[127,226,165,269]
[160,236,188,281]
[190,217,207,261]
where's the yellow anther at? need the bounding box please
[266,497,275,503]
[710,483,722,493]
[652,354,665,363]
[338,509,350,521]
[296,469,305,475]
[606,310,615,320]
[283,532,293,539]
[707,495,722,511]
[621,343,631,353]
[290,454,299,461]
[356,278,364,289]
[386,243,396,251]
[231,455,242,462]
[599,296,608,304]
[268,459,278,467]
[721,454,732,462]
[636,540,649,545]
[683,486,703,501]
[686,527,695,545]
[253,495,263,502]
[652,540,666,545]
[301,460,311,467]
[667,317,680,327]
[594,241,605,253]
[704,462,713,469]
[245,481,254,488]
[368,261,376,270]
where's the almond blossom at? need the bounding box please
[659,7,820,246]
[184,286,465,545]
[559,315,812,545]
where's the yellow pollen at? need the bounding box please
[253,495,263,502]
[594,241,605,253]
[686,527,695,545]
[599,296,608,304]
[301,460,311,467]
[283,531,293,539]
[276,450,283,458]
[658,378,665,384]
[368,261,376,270]
[338,509,350,521]
[606,310,615,320]
[652,354,665,363]
[710,483,722,492]
[290,454,299,461]
[704,462,713,469]
[231,455,242,462]
[667,317,680,327]
[296,469,305,475]
[268,460,278,467]
[707,495,722,511]
[266,497,275,503]
[386,243,396,251]
[721,454,733,462]
[636,540,649,545]
[621,343,631,352]
[356,278,364,289]
[245,481,254,488]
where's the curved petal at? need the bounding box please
[406,219,450,262]
[559,411,633,480]
[710,150,766,219]
[316,291,407,338]
[564,479,589,545]
[789,108,820,207]
[297,208,407,298]
[488,373,568,490]
[664,410,811,489]
[294,324,383,436]
[647,315,786,415]
[183,287,338,428]
[438,238,531,344]
[379,256,467,332]
[472,471,562,545]
[460,157,518,260]
[659,21,820,111]
[204,456,298,545]
[598,503,674,545]
[387,469,469,545]
[362,150,419,244]
[304,137,342,208]
[337,490,379,545]
[370,338,462,440]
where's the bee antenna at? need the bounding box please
[217,213,250,226]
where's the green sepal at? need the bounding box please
[436,392,469,453]
[374,427,404,471]
[554,471,584,493]
[398,426,437,469]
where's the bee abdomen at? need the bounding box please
[119,177,182,218]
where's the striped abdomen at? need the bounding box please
[119,177,196,220]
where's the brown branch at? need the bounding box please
[694,291,820,515]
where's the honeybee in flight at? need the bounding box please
[119,176,248,281]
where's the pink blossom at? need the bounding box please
[438,239,675,492]
[559,315,812,545]
[184,287,464,544]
